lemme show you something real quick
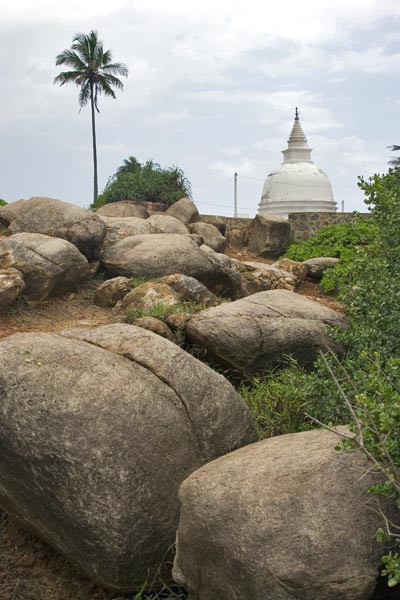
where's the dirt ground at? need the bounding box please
[0,257,357,600]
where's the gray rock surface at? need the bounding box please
[9,197,106,260]
[0,199,26,226]
[101,234,215,282]
[122,274,218,313]
[188,222,227,253]
[146,213,189,234]
[94,276,132,307]
[303,256,340,280]
[0,233,89,299]
[247,214,291,258]
[96,201,149,219]
[185,289,348,378]
[0,268,25,312]
[173,428,395,600]
[165,198,199,225]
[99,216,150,247]
[0,325,257,590]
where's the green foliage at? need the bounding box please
[92,158,191,209]
[284,218,378,292]
[0,199,7,206]
[284,218,377,262]
[124,301,206,324]
[239,362,348,440]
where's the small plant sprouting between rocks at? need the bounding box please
[124,301,207,324]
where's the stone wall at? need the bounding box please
[199,215,252,235]
[288,212,369,241]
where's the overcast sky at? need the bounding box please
[1,0,400,217]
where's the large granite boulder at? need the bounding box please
[0,199,26,226]
[96,201,149,219]
[188,222,227,253]
[122,274,218,313]
[247,214,291,258]
[99,216,150,247]
[9,197,106,260]
[173,428,396,600]
[101,234,214,281]
[0,268,25,312]
[185,289,348,378]
[0,233,89,300]
[0,325,257,591]
[165,198,199,225]
[99,214,189,248]
[146,213,189,235]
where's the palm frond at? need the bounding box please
[55,49,87,71]
[101,61,129,77]
[53,70,84,86]
[78,80,91,108]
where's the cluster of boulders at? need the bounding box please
[0,196,391,599]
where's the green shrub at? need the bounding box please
[284,217,377,262]
[239,360,348,440]
[92,159,191,209]
[0,199,7,206]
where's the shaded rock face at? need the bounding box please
[0,325,257,591]
[9,197,106,260]
[247,214,291,258]
[0,199,26,226]
[173,428,396,600]
[94,276,132,307]
[303,256,340,280]
[185,289,348,378]
[165,198,200,225]
[122,274,218,313]
[0,233,89,300]
[188,223,227,253]
[198,245,244,299]
[95,201,149,219]
[0,268,25,312]
[133,316,177,343]
[101,234,214,282]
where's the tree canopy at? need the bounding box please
[92,157,192,209]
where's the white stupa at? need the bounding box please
[258,109,336,218]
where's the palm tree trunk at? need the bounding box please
[90,82,98,204]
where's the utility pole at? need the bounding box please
[341,199,344,213]
[234,172,238,218]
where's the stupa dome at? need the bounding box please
[258,109,337,218]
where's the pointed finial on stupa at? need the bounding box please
[295,107,299,121]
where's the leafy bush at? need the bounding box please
[284,217,377,262]
[0,199,7,206]
[92,158,192,209]
[239,361,348,439]
[284,217,378,292]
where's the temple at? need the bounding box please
[258,109,337,218]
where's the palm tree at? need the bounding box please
[54,31,128,203]
[116,156,142,176]
[388,145,400,167]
